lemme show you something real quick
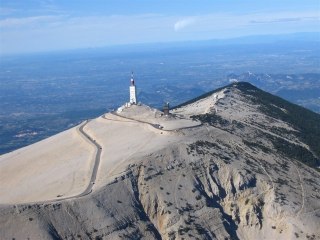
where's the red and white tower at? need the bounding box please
[129,72,137,104]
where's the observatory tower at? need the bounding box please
[129,72,137,104]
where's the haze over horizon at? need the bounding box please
[0,0,319,55]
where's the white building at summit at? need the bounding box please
[129,72,137,104]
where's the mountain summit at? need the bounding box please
[0,82,319,240]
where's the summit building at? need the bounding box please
[129,72,137,104]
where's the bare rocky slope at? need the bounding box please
[1,82,320,240]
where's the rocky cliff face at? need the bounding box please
[1,82,319,240]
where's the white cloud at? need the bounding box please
[0,15,65,28]
[248,11,320,24]
[174,18,196,31]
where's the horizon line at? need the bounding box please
[1,31,319,57]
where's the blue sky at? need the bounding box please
[0,0,319,55]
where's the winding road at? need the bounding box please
[105,112,202,131]
[109,112,165,130]
[25,111,198,205]
[37,120,102,204]
[77,120,102,197]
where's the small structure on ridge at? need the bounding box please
[163,102,170,116]
[129,72,137,104]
